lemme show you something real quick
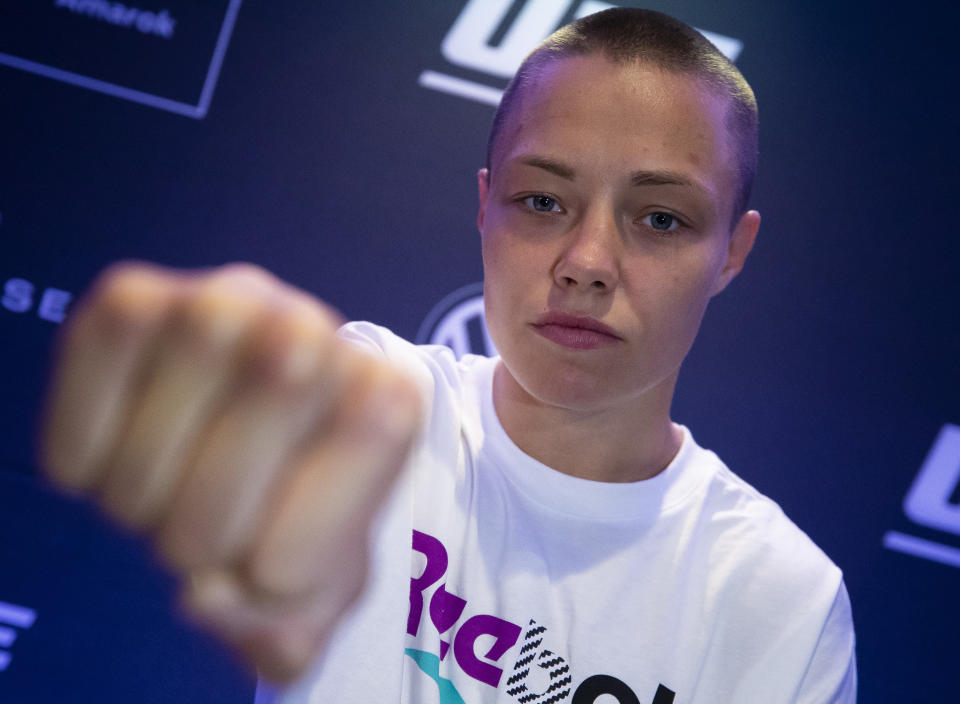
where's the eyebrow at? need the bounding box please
[630,169,700,190]
[517,155,708,194]
[519,155,576,180]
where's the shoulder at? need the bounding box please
[685,435,842,595]
[337,322,496,448]
[681,434,856,698]
[337,320,456,373]
[338,321,491,396]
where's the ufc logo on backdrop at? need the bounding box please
[884,424,960,568]
[0,600,38,672]
[419,0,744,106]
[416,282,497,359]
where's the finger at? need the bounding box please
[155,296,346,571]
[182,568,348,683]
[240,362,422,602]
[40,263,180,490]
[98,265,278,529]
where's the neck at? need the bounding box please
[492,362,683,483]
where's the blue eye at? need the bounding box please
[642,212,678,231]
[524,195,561,212]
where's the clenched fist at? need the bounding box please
[39,262,422,682]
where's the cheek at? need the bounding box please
[481,225,527,290]
[671,263,725,340]
[641,254,724,341]
[480,234,504,293]
[480,233,513,319]
[675,239,729,298]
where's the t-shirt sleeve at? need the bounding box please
[337,321,447,401]
[795,579,857,703]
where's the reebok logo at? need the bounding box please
[407,530,676,703]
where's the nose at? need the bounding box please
[553,208,620,293]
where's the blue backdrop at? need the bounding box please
[1,1,958,701]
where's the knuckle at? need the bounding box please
[245,578,367,670]
[212,262,276,287]
[243,534,368,606]
[94,261,153,294]
[244,303,335,388]
[199,263,280,308]
[179,278,267,351]
[154,523,204,573]
[246,625,317,684]
[176,265,313,357]
[81,263,173,336]
[310,298,345,332]
[237,292,342,390]
[243,545,298,600]
[356,365,423,441]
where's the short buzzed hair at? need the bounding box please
[485,8,759,229]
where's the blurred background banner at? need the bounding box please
[0,0,241,117]
[1,1,957,701]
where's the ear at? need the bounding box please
[477,168,490,232]
[711,209,761,296]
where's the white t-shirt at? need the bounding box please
[263,322,856,704]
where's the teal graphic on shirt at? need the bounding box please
[404,648,468,704]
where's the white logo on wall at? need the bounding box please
[0,600,37,672]
[0,0,242,118]
[419,0,744,107]
[54,0,176,39]
[884,424,960,568]
[2,277,73,323]
[416,282,497,359]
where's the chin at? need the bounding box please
[510,356,632,412]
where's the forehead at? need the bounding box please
[496,55,737,207]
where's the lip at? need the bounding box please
[530,311,623,350]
